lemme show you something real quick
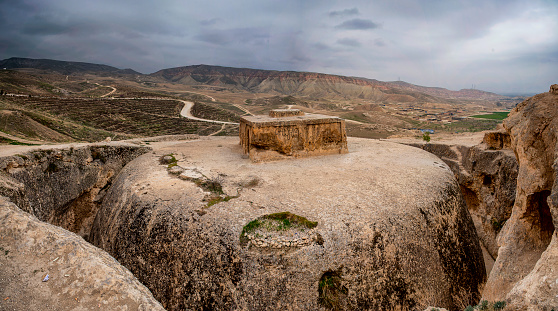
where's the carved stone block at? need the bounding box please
[239,110,348,161]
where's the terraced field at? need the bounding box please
[8,97,235,137]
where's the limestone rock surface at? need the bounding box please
[91,137,485,310]
[483,89,558,308]
[0,196,164,310]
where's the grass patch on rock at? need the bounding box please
[240,212,318,245]
[318,268,348,311]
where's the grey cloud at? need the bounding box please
[200,18,220,26]
[196,28,270,46]
[329,8,359,17]
[337,38,361,47]
[374,39,386,47]
[313,42,330,50]
[336,19,380,30]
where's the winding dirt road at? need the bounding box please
[178,100,239,125]
[95,83,117,97]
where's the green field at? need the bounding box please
[470,111,509,120]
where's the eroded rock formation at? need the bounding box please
[90,137,484,310]
[0,196,164,310]
[0,143,161,310]
[409,136,518,262]
[483,88,558,308]
[0,144,149,239]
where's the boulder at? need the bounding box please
[90,137,485,310]
[0,196,164,310]
[482,89,558,308]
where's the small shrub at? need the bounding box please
[492,301,506,311]
[423,132,431,142]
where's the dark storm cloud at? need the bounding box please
[329,8,359,17]
[0,0,556,93]
[337,38,361,47]
[335,19,380,30]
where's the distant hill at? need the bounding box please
[386,81,504,101]
[0,57,507,102]
[150,64,507,102]
[0,57,140,76]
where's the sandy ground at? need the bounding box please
[386,131,487,147]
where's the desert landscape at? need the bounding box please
[0,55,556,311]
[1,3,558,310]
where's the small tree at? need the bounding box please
[422,132,431,142]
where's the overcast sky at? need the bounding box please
[1,0,556,94]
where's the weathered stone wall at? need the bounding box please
[0,144,149,239]
[240,113,348,161]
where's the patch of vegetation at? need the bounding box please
[39,82,55,93]
[263,212,318,230]
[0,137,37,145]
[205,194,238,208]
[7,96,218,139]
[195,178,224,195]
[470,112,509,120]
[240,212,318,244]
[465,300,506,311]
[241,219,262,236]
[318,268,348,311]
[342,112,369,123]
[191,101,241,123]
[422,132,431,142]
[160,154,178,168]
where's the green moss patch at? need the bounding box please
[318,268,348,310]
[240,212,318,245]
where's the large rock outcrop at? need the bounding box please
[0,196,164,310]
[483,87,558,308]
[408,137,518,262]
[0,143,149,239]
[90,137,485,310]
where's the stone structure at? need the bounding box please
[550,84,558,95]
[239,109,348,161]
